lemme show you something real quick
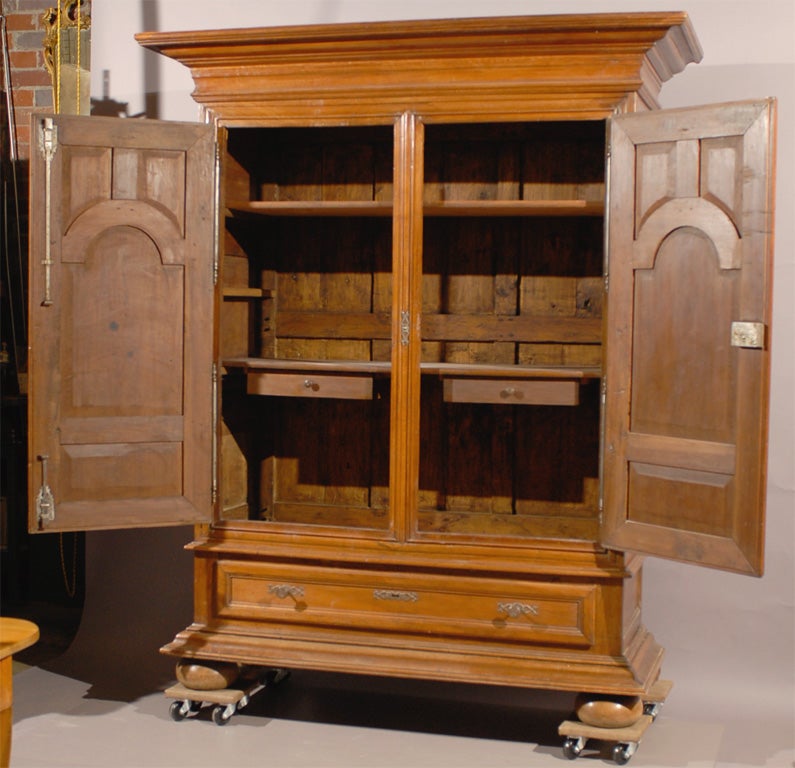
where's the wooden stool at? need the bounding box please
[0,618,39,768]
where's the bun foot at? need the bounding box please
[175,659,240,691]
[575,694,644,728]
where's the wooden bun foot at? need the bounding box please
[574,693,644,728]
[175,659,240,691]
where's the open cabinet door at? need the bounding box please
[602,100,775,575]
[28,115,217,532]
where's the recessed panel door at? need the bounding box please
[602,100,776,574]
[28,115,216,531]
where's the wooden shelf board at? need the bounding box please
[227,199,604,218]
[223,287,270,299]
[223,357,601,379]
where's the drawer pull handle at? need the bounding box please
[269,584,305,600]
[374,589,418,603]
[497,601,539,618]
[499,387,524,400]
[303,379,320,391]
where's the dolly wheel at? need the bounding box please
[562,737,584,760]
[612,743,633,765]
[169,699,199,722]
[212,705,231,725]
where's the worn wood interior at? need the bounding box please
[219,121,605,539]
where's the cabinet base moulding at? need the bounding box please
[160,624,664,697]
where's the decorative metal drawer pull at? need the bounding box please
[268,584,305,600]
[374,589,418,603]
[497,601,539,618]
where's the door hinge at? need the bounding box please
[38,117,58,161]
[598,378,607,520]
[211,362,218,507]
[35,454,56,526]
[212,140,221,287]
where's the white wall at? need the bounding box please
[84,0,794,753]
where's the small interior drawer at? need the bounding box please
[443,378,580,406]
[247,372,373,400]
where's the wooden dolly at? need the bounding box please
[558,680,673,764]
[165,668,290,726]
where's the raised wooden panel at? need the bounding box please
[603,100,775,575]
[62,228,184,418]
[28,114,215,532]
[61,145,111,226]
[701,135,744,231]
[627,463,733,536]
[60,443,183,502]
[630,228,738,443]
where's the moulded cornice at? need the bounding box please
[136,13,703,124]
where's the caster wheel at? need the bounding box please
[562,737,583,760]
[212,705,232,726]
[265,668,291,686]
[612,743,632,765]
[169,699,199,722]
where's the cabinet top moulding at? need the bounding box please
[136,12,703,124]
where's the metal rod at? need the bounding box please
[1,12,17,161]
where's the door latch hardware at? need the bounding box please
[39,118,58,307]
[731,321,765,349]
[400,311,410,347]
[35,454,56,525]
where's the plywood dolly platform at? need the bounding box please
[166,668,290,725]
[558,680,672,764]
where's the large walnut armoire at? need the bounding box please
[28,12,775,711]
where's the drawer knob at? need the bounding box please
[303,379,320,391]
[268,584,305,600]
[497,601,539,618]
[499,386,524,400]
[373,589,418,603]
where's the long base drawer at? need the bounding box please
[214,560,598,649]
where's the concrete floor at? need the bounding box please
[9,656,794,768]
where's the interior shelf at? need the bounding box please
[223,357,601,380]
[223,287,271,299]
[227,199,604,218]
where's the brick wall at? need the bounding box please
[2,0,54,161]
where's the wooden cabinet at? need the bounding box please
[27,13,775,700]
